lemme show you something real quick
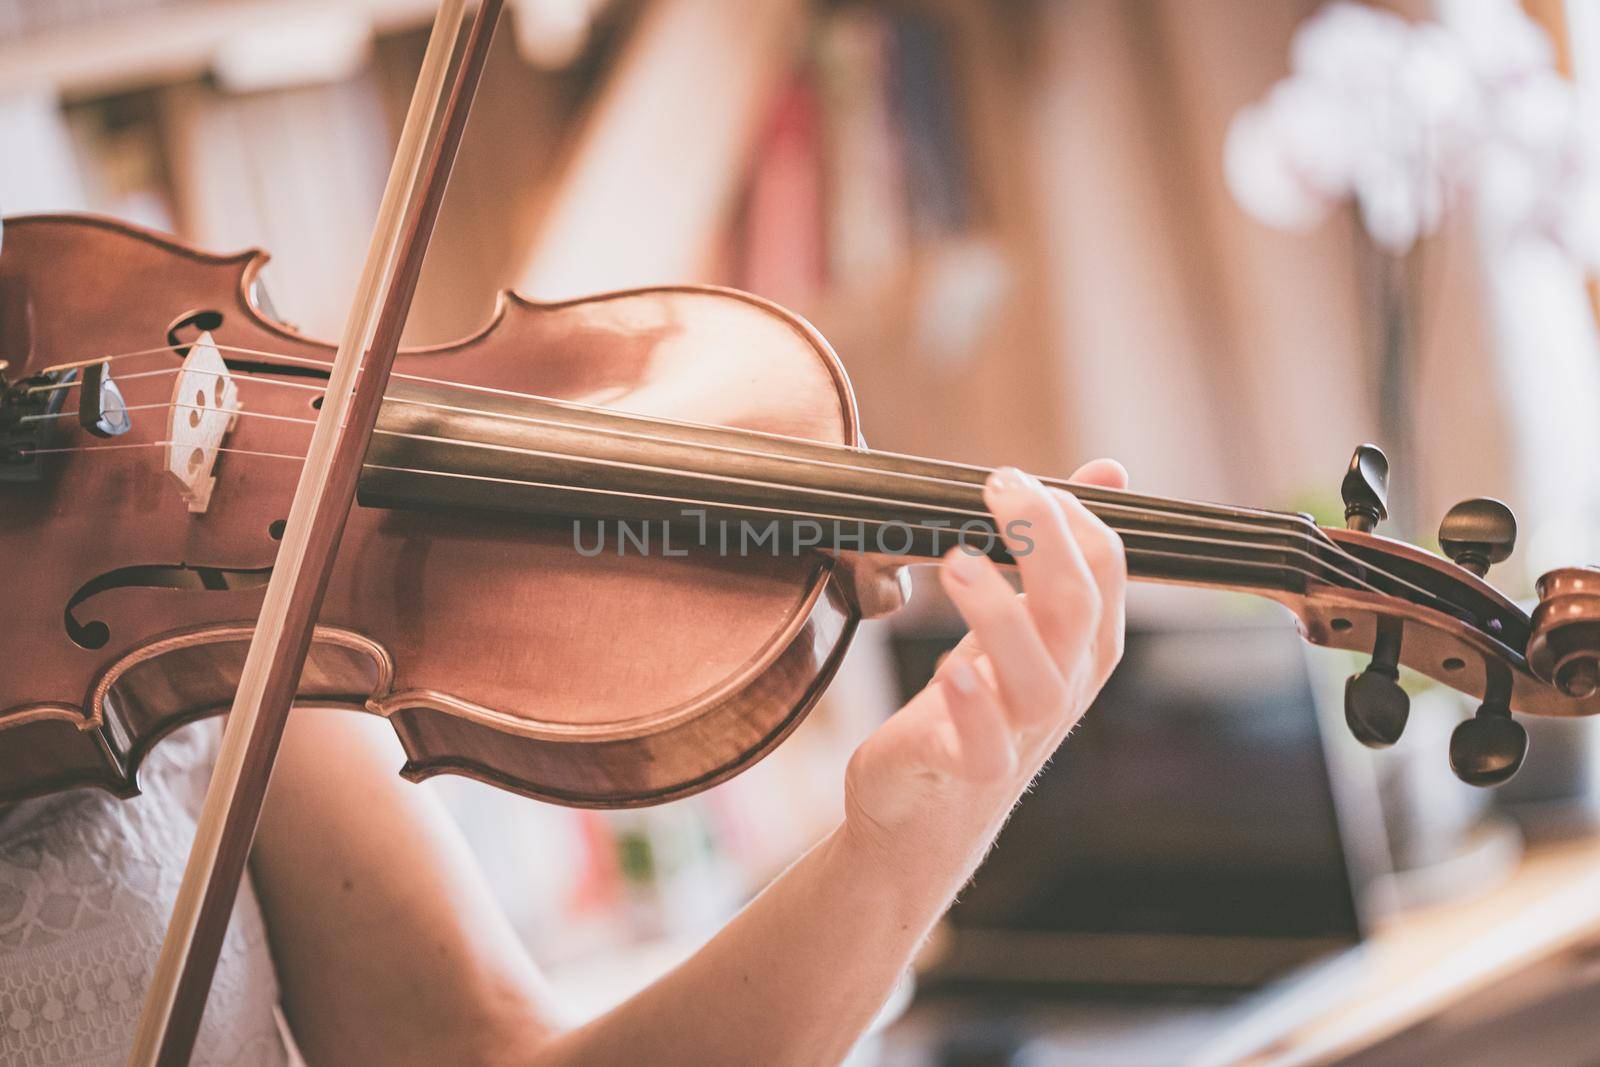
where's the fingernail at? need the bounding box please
[946,659,979,697]
[945,548,983,584]
[987,466,1035,494]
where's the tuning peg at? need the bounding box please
[1527,567,1600,698]
[1449,699,1527,787]
[1344,619,1409,748]
[1438,498,1516,577]
[1341,444,1390,532]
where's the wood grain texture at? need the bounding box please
[0,212,860,808]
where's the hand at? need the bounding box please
[841,460,1129,891]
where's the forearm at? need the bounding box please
[535,821,977,1067]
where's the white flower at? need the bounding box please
[1290,2,1411,92]
[1561,161,1600,265]
[1355,152,1442,252]
[1227,0,1599,264]
[1493,70,1575,157]
[1225,96,1336,232]
[1396,25,1477,137]
[1269,77,1364,198]
[1436,0,1553,85]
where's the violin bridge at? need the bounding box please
[165,331,241,513]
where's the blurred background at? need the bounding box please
[7,0,1600,1063]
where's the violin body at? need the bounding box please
[0,213,863,807]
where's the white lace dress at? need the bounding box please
[0,720,291,1065]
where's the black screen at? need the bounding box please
[893,623,1363,945]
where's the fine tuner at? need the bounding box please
[1338,443,1597,786]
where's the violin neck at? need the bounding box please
[357,382,1331,597]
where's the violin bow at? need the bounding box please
[128,1,505,1062]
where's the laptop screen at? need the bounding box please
[894,618,1372,988]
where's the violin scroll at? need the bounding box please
[1324,447,1543,786]
[1527,567,1600,699]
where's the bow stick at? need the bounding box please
[129,1,504,1062]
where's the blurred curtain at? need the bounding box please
[1030,0,1516,538]
[159,75,391,341]
[0,90,86,214]
[157,25,569,349]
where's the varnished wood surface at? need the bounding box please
[0,213,859,808]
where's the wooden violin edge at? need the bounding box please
[0,565,860,807]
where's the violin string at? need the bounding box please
[16,427,1419,610]
[27,439,1480,636]
[10,423,1324,577]
[32,342,338,381]
[26,364,329,396]
[11,385,1461,616]
[21,401,318,427]
[378,373,1306,529]
[18,440,306,462]
[22,343,1306,525]
[21,343,1332,577]
[358,461,1389,598]
[11,351,1475,619]
[19,394,1342,571]
[30,352,1313,543]
[356,426,1375,593]
[363,393,1461,613]
[22,353,1299,533]
[32,344,229,377]
[14,436,1337,592]
[380,391,1301,522]
[17,403,1304,551]
[47,389,1301,550]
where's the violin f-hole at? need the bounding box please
[64,563,273,650]
[165,309,224,360]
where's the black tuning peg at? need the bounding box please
[1449,667,1525,786]
[1449,702,1527,786]
[1438,498,1516,577]
[1341,444,1390,533]
[1345,618,1409,748]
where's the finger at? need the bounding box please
[1069,457,1128,490]
[937,633,1002,694]
[940,548,1066,734]
[1051,489,1128,675]
[984,468,1098,663]
[939,657,1017,782]
[934,633,978,673]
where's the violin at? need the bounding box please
[5,210,1600,804]
[4,2,1600,1060]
